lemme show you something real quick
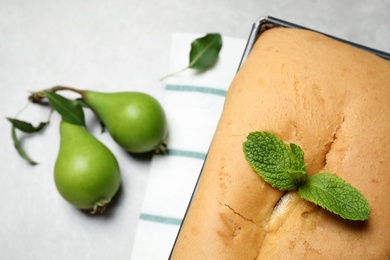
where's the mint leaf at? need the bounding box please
[298,173,370,220]
[244,131,370,221]
[243,131,307,190]
[46,92,85,126]
[189,33,222,70]
[290,143,305,169]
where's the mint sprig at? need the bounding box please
[243,132,307,191]
[243,131,370,221]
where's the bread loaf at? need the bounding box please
[170,28,390,259]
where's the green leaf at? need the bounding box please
[159,33,223,81]
[46,92,85,126]
[189,33,222,70]
[6,117,48,133]
[243,131,370,221]
[290,143,305,169]
[10,126,38,165]
[298,173,370,220]
[243,131,307,190]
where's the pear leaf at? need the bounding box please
[10,126,38,165]
[160,33,223,81]
[6,117,48,133]
[46,92,85,126]
[189,33,223,70]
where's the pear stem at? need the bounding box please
[14,101,31,118]
[160,66,188,81]
[155,138,168,154]
[47,85,86,96]
[91,199,111,214]
[29,85,86,103]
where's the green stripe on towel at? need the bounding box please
[166,84,227,96]
[167,149,206,160]
[140,213,182,226]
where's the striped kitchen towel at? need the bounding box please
[130,32,246,259]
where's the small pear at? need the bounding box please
[82,91,168,153]
[54,120,121,213]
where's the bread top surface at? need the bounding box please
[171,28,390,259]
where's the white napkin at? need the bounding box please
[130,32,246,260]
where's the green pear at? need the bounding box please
[54,120,121,213]
[82,91,168,153]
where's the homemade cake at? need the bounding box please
[170,28,390,259]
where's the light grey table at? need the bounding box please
[1,1,389,259]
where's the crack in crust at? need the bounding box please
[255,115,346,259]
[323,115,345,168]
[219,202,257,225]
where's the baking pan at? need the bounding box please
[239,16,390,69]
[169,16,390,257]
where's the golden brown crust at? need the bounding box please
[171,28,390,259]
